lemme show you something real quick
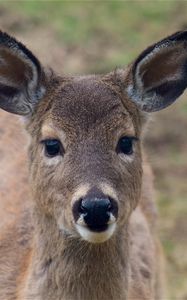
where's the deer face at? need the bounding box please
[1,31,187,243]
[28,77,142,243]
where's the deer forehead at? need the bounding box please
[40,78,137,138]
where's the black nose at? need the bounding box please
[74,196,118,232]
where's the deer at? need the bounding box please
[0,30,186,300]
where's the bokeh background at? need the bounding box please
[0,1,187,299]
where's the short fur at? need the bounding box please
[1,30,187,300]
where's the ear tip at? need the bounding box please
[165,30,187,43]
[133,30,187,75]
[0,29,41,75]
[0,30,9,38]
[0,30,19,47]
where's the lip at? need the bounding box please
[86,223,108,232]
[76,212,116,227]
[75,222,116,243]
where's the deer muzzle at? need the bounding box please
[72,188,118,243]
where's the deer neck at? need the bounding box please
[24,212,130,300]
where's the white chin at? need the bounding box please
[75,223,116,243]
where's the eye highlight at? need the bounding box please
[41,139,63,157]
[116,136,138,155]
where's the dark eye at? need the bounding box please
[117,137,137,155]
[42,139,63,157]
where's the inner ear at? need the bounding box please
[0,31,45,116]
[126,31,187,112]
[138,45,187,90]
[0,48,29,83]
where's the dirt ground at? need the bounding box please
[0,5,187,299]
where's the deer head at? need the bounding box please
[0,31,187,243]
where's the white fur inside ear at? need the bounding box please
[127,84,143,110]
[0,33,46,116]
[126,41,184,112]
[127,83,162,112]
[14,45,45,104]
[126,49,154,109]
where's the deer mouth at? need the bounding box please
[75,217,116,243]
[87,223,108,232]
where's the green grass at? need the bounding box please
[4,0,181,72]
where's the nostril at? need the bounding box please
[79,201,88,216]
[76,197,118,232]
[108,197,118,219]
[72,198,84,222]
[73,197,118,221]
[107,202,112,211]
[81,198,111,221]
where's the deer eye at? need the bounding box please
[42,139,63,157]
[117,137,137,155]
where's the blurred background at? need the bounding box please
[0,1,187,298]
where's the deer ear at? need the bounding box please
[126,31,187,112]
[0,31,45,115]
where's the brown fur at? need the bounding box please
[3,30,187,300]
[0,73,161,300]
